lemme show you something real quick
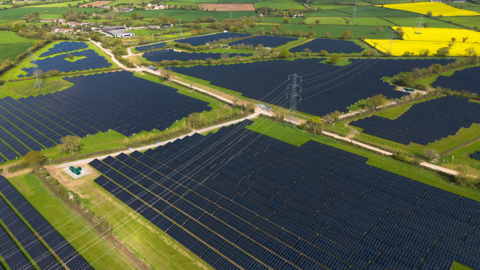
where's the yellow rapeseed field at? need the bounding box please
[396,27,480,42]
[365,39,480,56]
[379,2,480,17]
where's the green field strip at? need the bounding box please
[37,47,91,60]
[0,200,40,270]
[0,253,11,270]
[0,193,66,269]
[97,144,367,270]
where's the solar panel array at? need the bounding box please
[471,151,480,161]
[143,50,250,62]
[22,49,112,77]
[289,39,364,54]
[89,120,480,270]
[0,176,93,270]
[432,66,480,94]
[0,71,210,161]
[40,41,89,57]
[350,96,480,145]
[135,42,166,52]
[172,58,455,116]
[229,35,297,48]
[175,32,252,46]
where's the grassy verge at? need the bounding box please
[0,76,73,99]
[247,117,480,202]
[8,173,134,269]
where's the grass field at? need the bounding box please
[0,43,33,62]
[382,16,460,28]
[439,16,480,28]
[0,7,101,20]
[8,174,136,270]
[348,17,396,26]
[26,1,82,8]
[305,16,347,24]
[253,0,305,10]
[0,77,73,99]
[247,117,480,202]
[302,9,351,16]
[341,6,420,16]
[254,24,392,39]
[447,3,480,12]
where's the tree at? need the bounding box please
[257,28,264,35]
[451,37,456,43]
[131,13,138,20]
[306,31,316,38]
[466,47,476,56]
[67,53,74,60]
[283,30,291,36]
[431,63,442,73]
[362,50,371,56]
[293,30,302,37]
[426,11,432,17]
[341,30,353,39]
[345,19,350,25]
[323,32,330,38]
[462,36,469,43]
[315,19,321,25]
[423,148,439,161]
[24,151,47,166]
[160,68,172,80]
[329,54,341,64]
[319,50,328,56]
[396,73,415,86]
[396,28,404,39]
[422,22,430,28]
[370,49,378,56]
[374,26,383,34]
[279,49,290,58]
[436,47,450,56]
[221,53,229,61]
[138,13,144,20]
[283,17,290,24]
[367,94,387,110]
[59,135,81,155]
[303,48,312,56]
[310,116,322,125]
[420,49,430,57]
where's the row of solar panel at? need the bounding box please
[171,58,455,116]
[0,176,93,270]
[350,96,480,145]
[175,32,252,46]
[109,120,479,270]
[0,71,211,161]
[40,41,89,57]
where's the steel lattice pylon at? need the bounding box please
[30,51,44,90]
[285,73,302,129]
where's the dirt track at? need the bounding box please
[200,3,255,11]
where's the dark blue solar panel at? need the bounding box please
[23,49,111,76]
[289,38,363,54]
[432,66,480,94]
[229,35,297,48]
[143,50,250,62]
[40,41,89,57]
[176,32,251,46]
[135,42,166,51]
[90,120,480,270]
[171,58,455,116]
[350,96,480,145]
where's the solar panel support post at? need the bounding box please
[285,73,302,129]
[415,15,423,34]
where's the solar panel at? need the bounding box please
[176,33,252,46]
[143,50,250,62]
[171,58,455,116]
[135,42,166,52]
[90,120,480,270]
[229,35,297,48]
[289,38,363,54]
[40,41,89,57]
[432,66,480,94]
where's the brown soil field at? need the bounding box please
[80,1,111,7]
[199,3,255,11]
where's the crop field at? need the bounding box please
[80,1,111,7]
[339,6,420,16]
[399,27,480,42]
[366,39,480,56]
[253,0,305,10]
[0,43,33,62]
[381,2,480,16]
[252,24,392,39]
[0,7,100,20]
[347,17,396,26]
[90,119,480,270]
